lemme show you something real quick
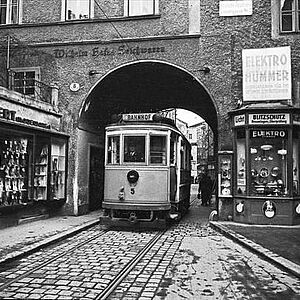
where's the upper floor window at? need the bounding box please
[124,0,159,17]
[65,0,94,20]
[10,67,40,97]
[0,0,19,24]
[281,0,300,32]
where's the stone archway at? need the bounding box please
[77,60,218,212]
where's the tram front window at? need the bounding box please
[124,136,145,163]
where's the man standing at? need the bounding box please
[198,172,213,206]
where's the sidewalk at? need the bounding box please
[209,221,300,279]
[0,210,102,265]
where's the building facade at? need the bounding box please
[0,0,300,226]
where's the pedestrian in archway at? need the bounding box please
[198,172,213,206]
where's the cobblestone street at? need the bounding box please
[0,199,299,299]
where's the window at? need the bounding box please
[123,136,145,163]
[249,130,288,196]
[107,136,120,165]
[150,135,166,165]
[280,0,300,32]
[124,0,158,17]
[0,0,19,24]
[11,68,40,97]
[65,0,94,20]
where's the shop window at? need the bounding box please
[50,138,67,201]
[65,0,94,20]
[249,130,288,197]
[107,135,120,165]
[236,129,246,195]
[123,136,145,163]
[34,137,49,201]
[280,0,300,33]
[0,0,19,25]
[0,133,33,207]
[219,153,233,197]
[292,132,300,195]
[10,67,40,97]
[124,0,159,17]
[150,135,166,165]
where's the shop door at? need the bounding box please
[89,145,104,211]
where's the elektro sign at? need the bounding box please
[242,46,292,101]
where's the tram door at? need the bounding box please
[89,145,104,211]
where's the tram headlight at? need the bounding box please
[127,170,139,184]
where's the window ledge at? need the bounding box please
[0,86,61,117]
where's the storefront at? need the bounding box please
[225,104,300,225]
[0,92,68,227]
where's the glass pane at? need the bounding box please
[124,136,145,163]
[281,13,293,31]
[249,131,288,197]
[129,0,154,16]
[107,136,120,164]
[11,0,18,23]
[34,137,49,201]
[150,135,166,165]
[236,138,246,195]
[50,138,66,200]
[67,0,90,20]
[0,133,33,206]
[293,138,299,196]
[281,0,293,10]
[0,6,7,24]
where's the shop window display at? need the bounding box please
[34,138,49,201]
[0,135,32,206]
[250,135,288,197]
[218,152,233,197]
[236,130,246,195]
[50,139,66,200]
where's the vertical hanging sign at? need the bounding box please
[242,46,292,101]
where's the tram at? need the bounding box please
[100,113,191,227]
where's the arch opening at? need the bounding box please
[79,61,218,133]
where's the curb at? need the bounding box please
[0,219,100,266]
[209,221,300,280]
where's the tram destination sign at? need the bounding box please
[249,113,290,125]
[122,113,154,122]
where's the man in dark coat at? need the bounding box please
[198,173,213,206]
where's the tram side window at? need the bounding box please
[150,135,166,165]
[124,136,145,163]
[107,136,120,164]
[170,134,177,165]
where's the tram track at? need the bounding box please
[0,227,110,291]
[95,229,166,300]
